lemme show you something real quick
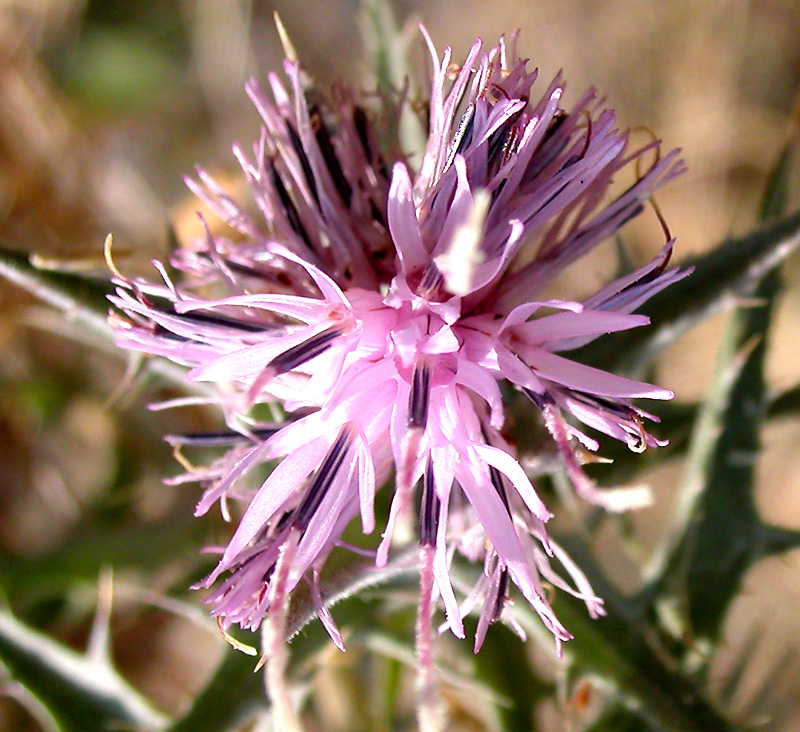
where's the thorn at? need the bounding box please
[733,333,763,369]
[274,12,298,63]
[104,350,147,409]
[87,568,114,665]
[575,448,613,465]
[104,234,126,281]
[216,617,258,656]
[29,252,111,274]
[172,442,198,474]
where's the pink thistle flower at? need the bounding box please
[110,29,686,655]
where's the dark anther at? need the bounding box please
[369,199,388,228]
[179,310,271,333]
[605,201,644,233]
[523,111,568,182]
[490,566,509,622]
[542,111,567,144]
[167,427,280,447]
[155,312,270,341]
[573,392,633,421]
[197,251,283,284]
[487,107,525,175]
[488,463,511,513]
[417,261,443,298]
[143,292,270,335]
[310,105,353,206]
[481,427,512,513]
[267,325,343,376]
[522,387,552,411]
[353,106,374,162]
[293,426,353,529]
[153,324,189,342]
[286,122,319,204]
[408,359,432,429]
[269,160,316,252]
[274,509,294,534]
[445,104,475,169]
[418,459,440,546]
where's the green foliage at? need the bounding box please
[0,249,114,346]
[0,247,212,395]
[359,0,428,164]
[1,4,799,731]
[644,142,800,647]
[574,209,800,378]
[0,609,166,732]
[3,104,800,732]
[0,520,200,602]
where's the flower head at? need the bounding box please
[110,29,686,653]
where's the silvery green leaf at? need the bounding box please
[359,0,427,165]
[0,609,166,732]
[168,551,419,732]
[520,540,740,732]
[644,141,800,643]
[0,247,113,345]
[575,208,800,377]
[0,246,211,394]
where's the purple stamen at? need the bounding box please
[418,459,440,546]
[292,425,353,530]
[408,359,432,429]
[286,121,320,204]
[269,160,315,252]
[310,105,353,206]
[268,324,344,376]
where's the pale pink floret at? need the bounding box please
[109,29,687,652]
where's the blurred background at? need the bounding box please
[1,0,799,730]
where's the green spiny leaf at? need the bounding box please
[574,209,800,377]
[166,629,265,732]
[359,0,427,166]
[515,539,742,732]
[759,147,793,221]
[682,273,775,640]
[757,523,800,555]
[0,608,166,732]
[644,140,796,642]
[471,622,549,732]
[0,247,114,344]
[0,520,201,603]
[0,246,211,395]
[167,551,419,732]
[769,382,800,418]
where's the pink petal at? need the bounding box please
[388,163,428,272]
[525,348,674,399]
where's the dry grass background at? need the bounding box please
[0,0,799,730]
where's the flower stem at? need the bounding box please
[415,544,446,732]
[262,531,306,732]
